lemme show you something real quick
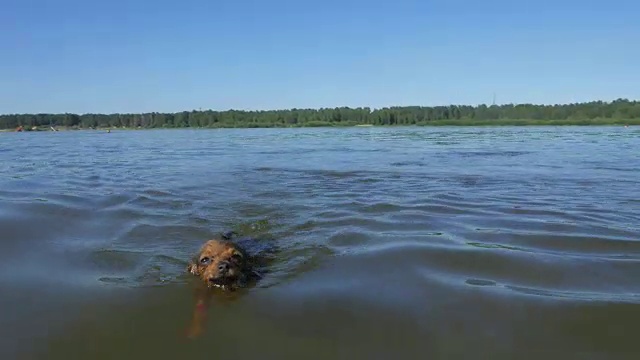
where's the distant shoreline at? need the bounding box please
[2,118,638,132]
[2,99,639,130]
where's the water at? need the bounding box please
[1,126,639,359]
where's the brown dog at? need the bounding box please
[186,238,252,290]
[185,232,262,338]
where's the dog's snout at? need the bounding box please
[218,261,230,273]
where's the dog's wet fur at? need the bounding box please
[186,231,263,291]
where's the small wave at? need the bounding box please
[454,150,532,157]
[460,278,640,303]
[484,233,640,259]
[85,248,190,288]
[127,194,192,210]
[312,216,449,232]
[503,285,640,303]
[390,161,425,167]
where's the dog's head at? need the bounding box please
[187,238,251,290]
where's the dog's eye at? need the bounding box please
[230,253,243,262]
[200,257,211,265]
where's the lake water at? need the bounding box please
[1,126,639,359]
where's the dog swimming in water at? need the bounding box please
[185,231,269,338]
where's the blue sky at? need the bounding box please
[1,0,638,114]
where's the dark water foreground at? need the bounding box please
[1,126,639,359]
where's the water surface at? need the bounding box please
[1,126,639,359]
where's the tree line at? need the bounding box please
[2,98,639,130]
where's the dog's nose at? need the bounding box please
[218,261,230,273]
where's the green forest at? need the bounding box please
[2,99,639,130]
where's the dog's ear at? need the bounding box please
[187,262,200,275]
[221,231,238,240]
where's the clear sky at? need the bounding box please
[1,0,638,114]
